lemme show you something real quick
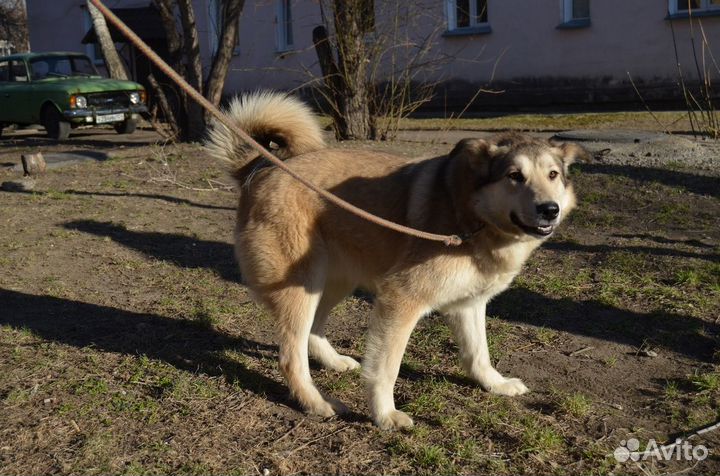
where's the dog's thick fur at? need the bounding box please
[207,92,583,430]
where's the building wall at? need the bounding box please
[25,0,720,109]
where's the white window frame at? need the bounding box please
[668,0,720,14]
[276,0,294,52]
[563,0,590,22]
[446,0,489,32]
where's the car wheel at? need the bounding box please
[114,118,137,135]
[42,106,71,141]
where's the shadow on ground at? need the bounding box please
[63,219,241,282]
[545,240,720,262]
[0,129,161,148]
[0,288,284,399]
[63,189,236,211]
[65,219,720,362]
[492,286,719,362]
[577,163,720,198]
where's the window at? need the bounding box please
[563,0,590,22]
[0,61,9,82]
[669,0,720,13]
[10,62,28,82]
[29,56,97,80]
[446,0,489,33]
[276,0,293,52]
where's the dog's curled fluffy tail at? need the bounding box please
[205,91,325,183]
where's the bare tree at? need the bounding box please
[153,0,244,142]
[313,0,445,140]
[86,0,128,80]
[0,0,29,53]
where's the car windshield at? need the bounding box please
[29,55,99,80]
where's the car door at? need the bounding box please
[0,60,10,123]
[4,60,33,124]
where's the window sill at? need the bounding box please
[442,25,492,37]
[666,9,720,20]
[556,18,591,29]
[275,48,297,58]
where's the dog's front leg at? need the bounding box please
[445,300,529,396]
[363,300,425,430]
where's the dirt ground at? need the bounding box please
[0,123,719,475]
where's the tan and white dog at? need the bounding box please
[206,92,583,430]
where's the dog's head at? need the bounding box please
[447,133,584,240]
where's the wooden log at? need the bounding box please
[21,152,46,176]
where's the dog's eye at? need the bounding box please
[508,171,525,183]
[549,171,559,180]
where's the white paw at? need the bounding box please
[328,355,361,372]
[488,377,529,396]
[305,396,349,417]
[374,410,414,431]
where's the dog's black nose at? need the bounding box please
[536,201,560,220]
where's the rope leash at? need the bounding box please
[88,0,463,247]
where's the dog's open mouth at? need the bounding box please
[510,212,555,237]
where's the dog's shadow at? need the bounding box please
[63,220,242,283]
[0,288,286,401]
[62,219,720,364]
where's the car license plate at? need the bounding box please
[96,113,125,124]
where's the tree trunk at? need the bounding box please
[151,0,246,142]
[154,0,187,138]
[205,0,244,109]
[330,0,375,140]
[147,73,180,139]
[177,0,204,141]
[86,0,128,80]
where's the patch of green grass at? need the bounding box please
[691,371,720,392]
[606,251,648,275]
[44,189,72,200]
[486,317,512,362]
[3,387,32,405]
[597,269,634,307]
[519,416,565,456]
[655,202,691,225]
[675,263,720,292]
[414,445,450,469]
[191,300,222,327]
[664,380,681,400]
[581,190,608,204]
[559,392,592,417]
[72,377,109,396]
[604,356,618,368]
[100,179,132,190]
[110,392,162,423]
[534,327,559,346]
[395,111,688,132]
[402,378,452,415]
[321,368,360,393]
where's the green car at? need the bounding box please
[0,51,148,140]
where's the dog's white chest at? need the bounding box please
[432,244,532,311]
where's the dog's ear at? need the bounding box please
[449,138,502,178]
[554,142,589,171]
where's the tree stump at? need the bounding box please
[21,152,46,176]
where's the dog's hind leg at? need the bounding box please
[308,281,361,372]
[445,300,529,396]
[271,278,349,417]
